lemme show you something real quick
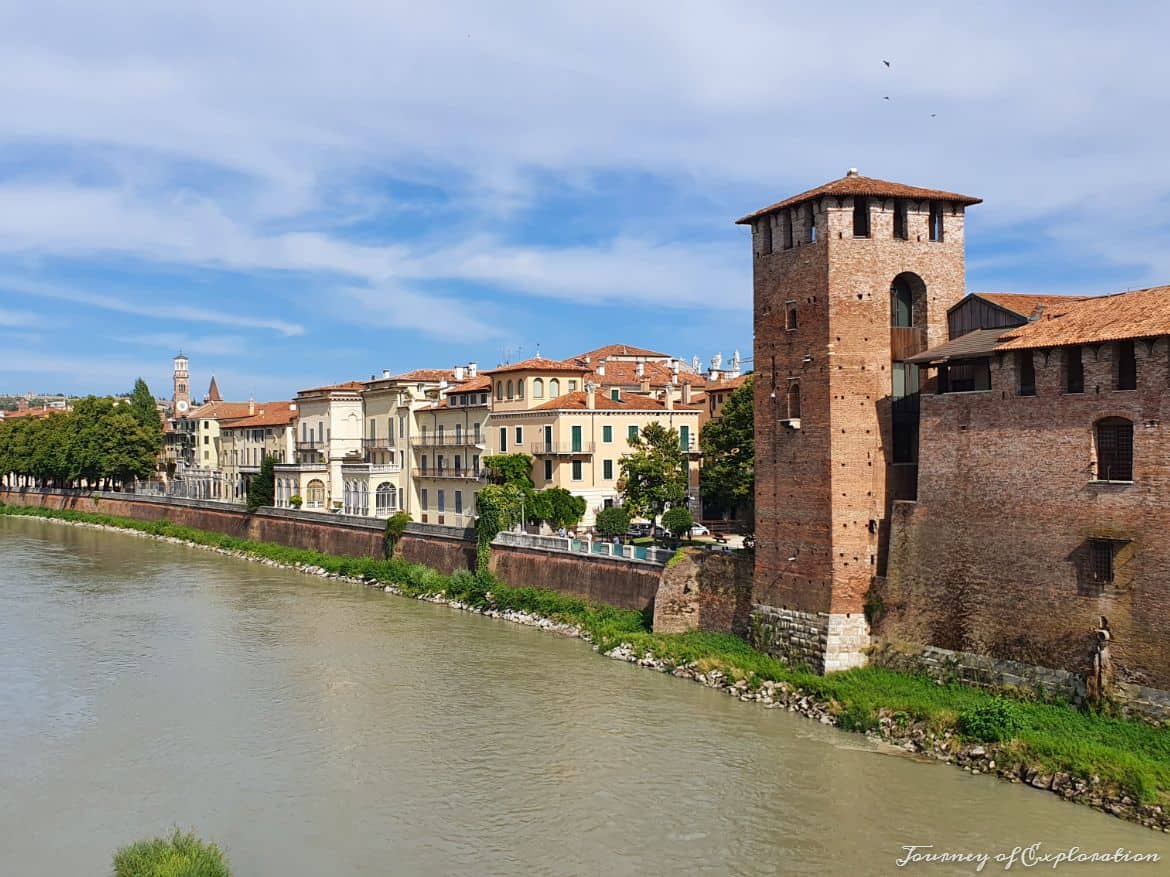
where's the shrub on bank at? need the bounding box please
[958,699,1026,743]
[112,829,231,877]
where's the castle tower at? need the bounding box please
[173,352,191,415]
[739,170,980,672]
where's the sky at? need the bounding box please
[2,1,1169,401]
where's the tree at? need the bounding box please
[247,455,277,510]
[662,506,695,540]
[618,421,687,526]
[537,487,586,529]
[482,453,534,487]
[699,375,754,531]
[128,379,162,444]
[594,505,631,539]
[474,483,527,573]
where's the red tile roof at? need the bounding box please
[707,374,751,393]
[584,359,706,388]
[389,369,460,383]
[187,400,256,420]
[996,285,1170,350]
[296,380,365,395]
[736,173,981,224]
[0,406,61,420]
[220,403,298,429]
[533,391,698,412]
[569,343,671,361]
[449,375,491,394]
[972,292,1089,319]
[482,357,590,375]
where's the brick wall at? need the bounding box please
[488,544,662,611]
[653,549,753,635]
[877,338,1170,688]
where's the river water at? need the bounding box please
[1,516,1167,876]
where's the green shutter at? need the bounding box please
[602,425,612,443]
[628,425,638,441]
[679,425,690,450]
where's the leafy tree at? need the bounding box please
[482,453,534,487]
[383,510,411,557]
[662,506,695,540]
[246,455,277,510]
[474,483,527,573]
[699,375,754,530]
[618,421,687,527]
[594,505,631,539]
[128,378,163,448]
[537,487,586,529]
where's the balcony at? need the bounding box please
[411,434,484,447]
[362,436,395,451]
[890,326,928,361]
[529,442,595,456]
[275,461,327,473]
[295,439,325,451]
[412,467,482,480]
[342,461,403,476]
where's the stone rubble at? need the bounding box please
[22,514,1170,834]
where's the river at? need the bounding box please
[1,515,1167,876]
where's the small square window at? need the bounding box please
[1089,539,1116,584]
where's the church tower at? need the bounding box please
[173,352,191,415]
[740,170,980,672]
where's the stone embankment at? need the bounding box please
[13,513,1170,834]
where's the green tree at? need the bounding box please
[699,375,754,530]
[662,506,695,540]
[128,378,163,446]
[473,483,527,573]
[537,487,586,529]
[246,455,277,510]
[482,453,534,487]
[618,421,687,527]
[594,505,631,539]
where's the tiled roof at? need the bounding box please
[996,285,1170,350]
[736,172,981,224]
[533,391,697,412]
[906,328,1009,364]
[0,406,61,419]
[449,376,491,394]
[206,376,222,402]
[296,380,365,395]
[707,374,751,393]
[220,403,298,429]
[971,293,1089,319]
[389,369,460,383]
[187,400,256,420]
[570,343,671,361]
[482,357,590,375]
[585,359,706,388]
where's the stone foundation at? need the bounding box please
[652,550,754,636]
[749,605,870,674]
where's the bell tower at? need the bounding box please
[173,352,191,415]
[740,170,980,672]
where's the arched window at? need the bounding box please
[1096,418,1133,482]
[891,277,914,328]
[360,482,368,516]
[533,378,544,398]
[307,479,325,509]
[549,378,560,397]
[517,379,525,398]
[343,481,353,515]
[507,380,514,399]
[376,482,396,514]
[496,381,503,401]
[787,382,801,420]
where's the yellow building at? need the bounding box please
[274,382,364,511]
[411,374,491,527]
[218,402,298,500]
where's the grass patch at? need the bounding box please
[113,829,230,876]
[4,501,1169,807]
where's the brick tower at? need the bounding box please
[739,170,980,672]
[172,352,191,415]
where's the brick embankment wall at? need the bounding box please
[398,523,477,575]
[653,550,753,635]
[489,545,662,612]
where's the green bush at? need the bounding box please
[594,505,630,539]
[958,698,1026,742]
[113,829,231,877]
[662,506,694,539]
[383,511,411,557]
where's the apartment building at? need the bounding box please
[274,382,363,510]
[412,374,491,527]
[218,402,298,499]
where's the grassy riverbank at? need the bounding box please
[3,501,1168,819]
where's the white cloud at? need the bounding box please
[113,332,250,357]
[0,306,42,327]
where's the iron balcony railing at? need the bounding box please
[361,436,395,451]
[412,467,483,480]
[529,442,596,455]
[411,434,484,447]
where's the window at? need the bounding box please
[306,479,326,509]
[891,277,913,328]
[892,362,920,399]
[1064,347,1084,394]
[515,426,523,445]
[455,491,463,514]
[454,424,462,444]
[376,482,396,513]
[437,454,445,472]
[610,388,620,401]
[893,199,908,240]
[571,425,583,453]
[628,425,638,441]
[499,427,507,452]
[679,425,690,450]
[929,202,944,242]
[359,482,368,516]
[786,303,797,331]
[507,380,514,399]
[1096,418,1133,482]
[496,381,503,401]
[544,459,553,481]
[806,203,817,243]
[421,489,428,510]
[602,425,613,443]
[533,378,544,398]
[549,378,560,396]
[1016,351,1036,396]
[318,422,324,443]
[420,454,428,473]
[472,454,480,474]
[784,209,794,249]
[368,418,376,439]
[473,423,481,443]
[940,358,992,392]
[437,490,445,513]
[603,459,614,479]
[1090,539,1117,584]
[437,425,445,443]
[1116,341,1137,390]
[787,382,801,419]
[852,196,870,237]
[204,435,209,445]
[568,380,577,391]
[759,217,773,254]
[571,460,583,481]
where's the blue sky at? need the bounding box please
[2,1,1169,401]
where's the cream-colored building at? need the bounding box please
[411,374,491,528]
[218,402,298,499]
[274,382,363,511]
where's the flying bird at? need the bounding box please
[882,59,891,67]
[883,96,891,101]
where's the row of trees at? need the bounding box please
[0,379,163,490]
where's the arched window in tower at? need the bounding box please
[549,378,560,397]
[853,197,870,237]
[507,380,514,399]
[891,276,915,328]
[496,381,503,401]
[533,378,545,398]
[787,382,801,420]
[517,379,525,398]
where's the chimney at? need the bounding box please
[454,365,465,381]
[665,391,674,410]
[584,354,591,364]
[586,383,596,409]
[468,362,477,377]
[672,372,679,384]
[382,369,391,379]
[682,382,692,405]
[640,378,651,394]
[597,362,605,377]
[248,397,255,416]
[635,361,644,378]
